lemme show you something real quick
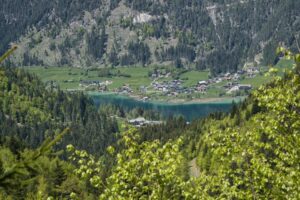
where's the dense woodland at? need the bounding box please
[1,44,300,199]
[0,66,119,157]
[1,0,300,73]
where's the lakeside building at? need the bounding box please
[128,117,163,127]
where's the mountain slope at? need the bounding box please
[1,0,300,72]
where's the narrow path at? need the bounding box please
[189,158,200,178]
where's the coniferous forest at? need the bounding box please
[1,0,300,73]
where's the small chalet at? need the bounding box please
[198,81,208,85]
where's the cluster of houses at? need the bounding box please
[151,79,209,95]
[115,85,133,94]
[208,68,259,84]
[128,117,163,127]
[195,80,252,95]
[151,80,185,95]
[79,80,112,91]
[212,67,259,83]
[150,67,259,96]
[195,67,259,93]
[244,67,260,78]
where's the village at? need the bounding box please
[79,80,112,92]
[77,66,260,101]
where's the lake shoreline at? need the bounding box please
[87,91,246,105]
[90,92,236,121]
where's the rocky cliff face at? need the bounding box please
[1,0,300,71]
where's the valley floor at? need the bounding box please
[25,59,292,103]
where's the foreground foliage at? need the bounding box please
[194,49,300,199]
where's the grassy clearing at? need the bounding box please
[275,59,294,70]
[112,67,149,77]
[239,75,269,88]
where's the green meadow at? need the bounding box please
[26,66,152,91]
[180,70,209,87]
[26,59,294,99]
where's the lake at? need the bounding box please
[90,93,242,121]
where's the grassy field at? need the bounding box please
[108,67,151,91]
[180,70,209,87]
[26,66,152,91]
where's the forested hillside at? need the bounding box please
[1,43,300,198]
[2,0,300,73]
[0,66,119,156]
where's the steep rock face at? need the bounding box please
[133,13,154,24]
[1,0,300,71]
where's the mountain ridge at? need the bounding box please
[1,0,300,74]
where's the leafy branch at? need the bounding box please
[0,128,70,189]
[0,45,17,64]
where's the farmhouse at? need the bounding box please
[119,85,133,94]
[79,80,100,86]
[198,81,208,85]
[196,85,207,93]
[128,117,147,126]
[238,84,252,90]
[227,84,252,94]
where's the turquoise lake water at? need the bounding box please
[90,93,242,121]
